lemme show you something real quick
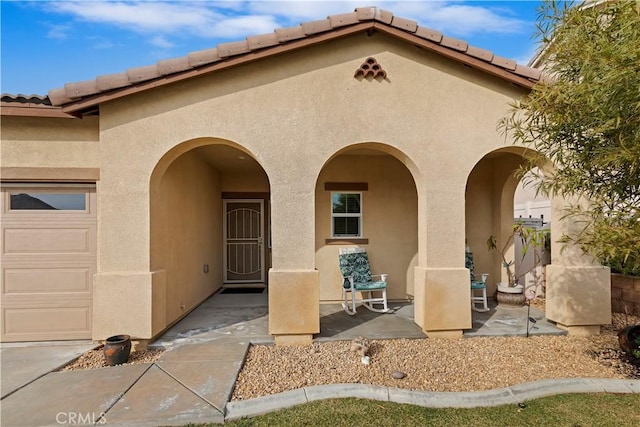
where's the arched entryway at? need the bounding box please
[464,147,612,334]
[464,147,541,296]
[314,143,419,313]
[150,138,271,330]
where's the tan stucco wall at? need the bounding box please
[269,269,319,344]
[145,142,272,334]
[93,272,157,339]
[315,153,418,301]
[89,31,532,338]
[414,267,472,336]
[544,194,611,333]
[546,265,611,332]
[1,116,99,179]
[465,152,527,294]
[221,171,269,192]
[152,150,223,326]
[9,31,609,340]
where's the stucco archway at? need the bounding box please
[464,147,612,334]
[314,142,420,310]
[150,138,271,330]
[464,147,548,296]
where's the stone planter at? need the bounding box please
[496,283,526,306]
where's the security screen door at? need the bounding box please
[223,200,264,283]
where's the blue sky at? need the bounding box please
[1,1,545,96]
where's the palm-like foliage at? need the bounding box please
[500,1,640,275]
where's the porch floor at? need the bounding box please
[467,299,567,337]
[149,290,565,349]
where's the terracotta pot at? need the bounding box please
[618,325,640,358]
[103,334,132,366]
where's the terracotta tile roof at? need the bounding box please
[15,7,544,115]
[1,94,51,105]
[1,94,76,118]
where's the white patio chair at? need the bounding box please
[338,248,389,316]
[466,247,490,312]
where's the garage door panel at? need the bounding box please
[2,307,91,340]
[2,295,92,307]
[3,267,93,294]
[4,227,95,254]
[1,215,95,222]
[1,186,96,342]
[0,256,95,265]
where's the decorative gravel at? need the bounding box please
[231,312,640,401]
[59,347,164,371]
[57,308,640,402]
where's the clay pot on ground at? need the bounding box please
[103,334,132,366]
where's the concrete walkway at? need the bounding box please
[0,341,97,399]
[467,300,566,337]
[1,293,637,426]
[1,339,248,426]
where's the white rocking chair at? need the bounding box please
[338,248,389,315]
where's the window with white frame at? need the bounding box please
[331,192,362,237]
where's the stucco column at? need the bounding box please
[414,185,471,338]
[546,196,611,334]
[92,127,165,341]
[268,179,319,345]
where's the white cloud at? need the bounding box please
[47,1,221,34]
[86,36,117,50]
[43,1,530,45]
[246,0,368,22]
[150,35,175,49]
[246,1,528,36]
[207,15,282,38]
[46,23,72,40]
[423,4,527,36]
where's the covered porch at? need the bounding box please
[148,290,564,349]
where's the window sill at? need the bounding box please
[326,238,369,245]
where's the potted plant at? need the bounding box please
[487,223,547,305]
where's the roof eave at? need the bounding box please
[60,21,536,116]
[374,24,536,90]
[1,104,77,119]
[60,23,374,115]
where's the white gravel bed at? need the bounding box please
[59,347,164,371]
[232,313,640,401]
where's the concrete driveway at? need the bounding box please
[1,341,97,399]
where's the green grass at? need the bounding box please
[188,393,640,427]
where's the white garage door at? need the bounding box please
[1,185,96,342]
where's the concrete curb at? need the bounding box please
[224,378,640,421]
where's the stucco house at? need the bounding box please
[0,7,611,345]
